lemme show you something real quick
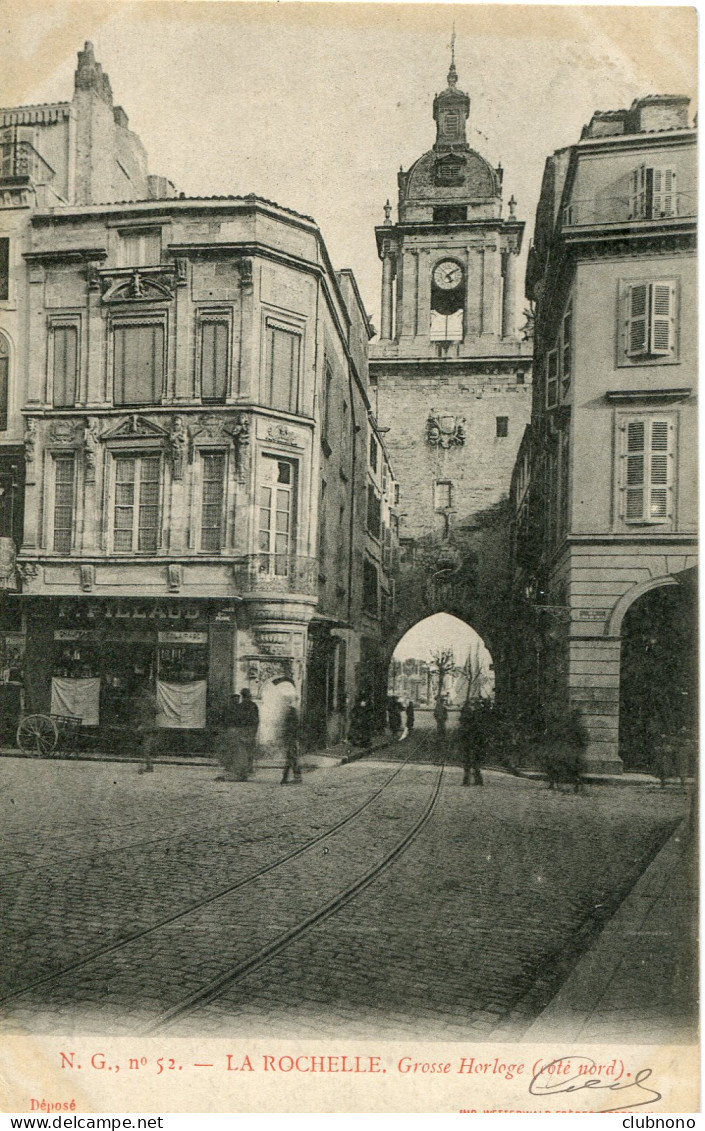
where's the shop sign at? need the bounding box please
[158,631,208,644]
[214,613,232,622]
[55,630,93,641]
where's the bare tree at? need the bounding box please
[429,647,456,705]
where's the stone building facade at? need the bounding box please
[513,96,697,771]
[0,44,397,751]
[370,59,532,682]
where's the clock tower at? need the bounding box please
[370,54,533,669]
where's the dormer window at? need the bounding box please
[433,155,465,187]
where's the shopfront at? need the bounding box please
[22,598,235,752]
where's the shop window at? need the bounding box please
[363,558,379,616]
[113,455,161,552]
[630,165,677,220]
[496,416,509,438]
[113,323,164,405]
[258,456,296,573]
[619,416,674,525]
[366,483,381,539]
[264,323,300,413]
[200,452,226,551]
[0,333,8,431]
[118,229,162,266]
[52,325,78,408]
[623,280,677,362]
[53,455,75,553]
[158,643,208,683]
[200,320,229,403]
[0,238,8,301]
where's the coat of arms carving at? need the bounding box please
[426,411,466,449]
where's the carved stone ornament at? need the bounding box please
[265,423,302,448]
[101,415,169,441]
[83,417,101,482]
[100,267,175,304]
[426,411,466,449]
[167,564,182,592]
[175,258,188,285]
[239,258,253,289]
[80,564,94,592]
[49,420,78,446]
[24,419,37,463]
[168,416,188,481]
[193,414,224,441]
[17,561,40,584]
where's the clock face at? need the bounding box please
[433,260,464,291]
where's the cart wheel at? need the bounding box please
[17,715,59,756]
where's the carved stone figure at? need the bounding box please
[24,419,37,464]
[83,417,101,483]
[168,416,188,481]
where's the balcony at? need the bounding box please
[562,192,696,228]
[233,554,318,597]
[0,141,55,186]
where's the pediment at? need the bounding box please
[102,415,169,441]
[100,267,175,304]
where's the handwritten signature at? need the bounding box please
[530,1056,662,1113]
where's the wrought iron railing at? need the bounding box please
[233,554,318,596]
[0,141,55,184]
[562,192,696,228]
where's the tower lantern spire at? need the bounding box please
[433,33,470,150]
[448,23,458,88]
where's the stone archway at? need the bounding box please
[618,579,697,771]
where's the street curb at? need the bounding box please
[522,818,693,1041]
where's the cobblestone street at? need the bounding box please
[0,749,691,1040]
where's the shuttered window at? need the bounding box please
[52,325,78,407]
[630,166,677,220]
[200,321,229,402]
[0,238,8,302]
[546,349,559,408]
[264,325,300,412]
[118,230,162,267]
[625,281,676,359]
[561,302,572,394]
[113,455,161,552]
[621,417,673,524]
[201,453,226,551]
[53,456,74,553]
[113,324,164,405]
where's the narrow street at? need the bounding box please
[0,743,691,1040]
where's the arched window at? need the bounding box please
[0,334,9,431]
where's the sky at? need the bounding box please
[392,611,490,667]
[1,3,697,332]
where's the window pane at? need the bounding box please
[138,457,160,552]
[0,356,7,432]
[0,238,9,302]
[53,457,74,553]
[201,453,225,551]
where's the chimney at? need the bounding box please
[74,41,113,106]
[629,95,690,133]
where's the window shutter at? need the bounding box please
[268,327,300,412]
[624,420,645,520]
[114,325,163,405]
[626,283,648,356]
[546,350,558,408]
[650,281,675,356]
[648,419,671,521]
[651,167,676,218]
[630,165,646,219]
[201,322,228,401]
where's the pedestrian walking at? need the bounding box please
[134,681,158,774]
[406,701,415,732]
[214,693,244,781]
[459,701,483,786]
[238,687,259,773]
[348,694,373,750]
[281,694,302,784]
[388,696,403,739]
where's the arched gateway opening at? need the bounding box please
[619,581,697,772]
[388,613,494,730]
